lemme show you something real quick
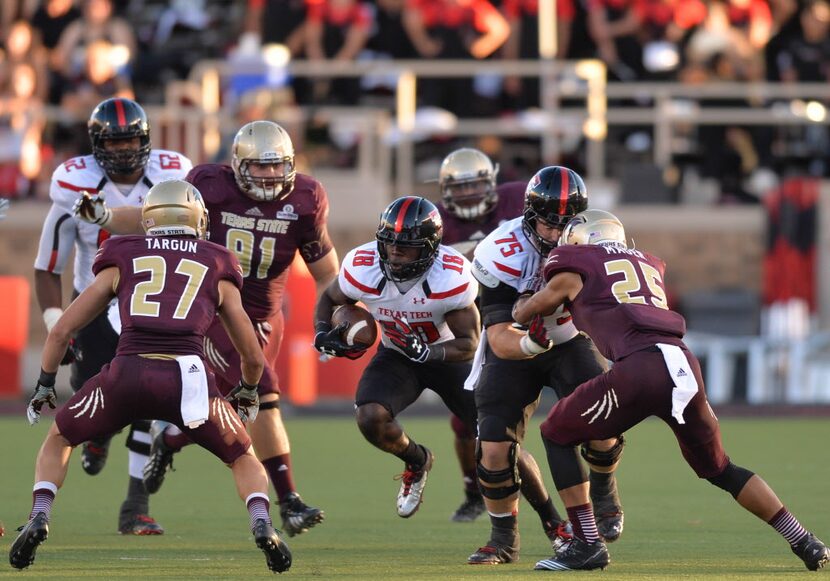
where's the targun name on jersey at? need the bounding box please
[144,238,198,253]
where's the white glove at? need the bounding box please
[226,381,259,423]
[0,198,9,220]
[27,376,57,425]
[73,192,112,226]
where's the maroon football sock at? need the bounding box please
[566,503,599,544]
[768,506,808,546]
[262,455,296,501]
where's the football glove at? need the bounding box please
[73,192,111,226]
[27,371,57,425]
[313,323,366,360]
[387,317,430,363]
[0,197,9,220]
[226,380,259,423]
[519,314,553,356]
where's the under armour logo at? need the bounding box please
[188,364,199,373]
[412,297,426,304]
[677,368,687,377]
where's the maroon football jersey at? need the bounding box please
[92,235,243,356]
[439,181,526,257]
[543,244,687,361]
[187,164,333,319]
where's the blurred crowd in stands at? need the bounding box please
[1,0,828,202]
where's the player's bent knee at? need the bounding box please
[580,435,625,468]
[355,403,392,438]
[706,462,755,499]
[543,438,588,490]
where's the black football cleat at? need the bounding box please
[279,493,324,537]
[9,512,48,569]
[792,532,830,571]
[81,439,111,476]
[534,537,610,571]
[451,491,486,522]
[253,519,292,573]
[118,514,164,535]
[143,421,176,494]
[590,473,624,542]
[467,530,519,565]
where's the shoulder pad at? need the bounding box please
[339,242,385,300]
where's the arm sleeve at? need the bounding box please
[33,204,77,274]
[479,280,519,327]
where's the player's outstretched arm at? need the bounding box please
[512,272,583,325]
[217,280,265,387]
[74,193,144,234]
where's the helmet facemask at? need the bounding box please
[232,121,296,202]
[88,98,151,177]
[375,196,443,282]
[439,148,498,220]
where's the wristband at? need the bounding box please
[427,343,446,361]
[43,308,63,333]
[240,379,259,391]
[38,369,57,387]
[519,334,551,356]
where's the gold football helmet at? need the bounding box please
[438,148,499,220]
[142,179,209,239]
[231,120,296,202]
[561,209,626,247]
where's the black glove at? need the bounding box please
[226,380,259,422]
[313,322,366,360]
[27,370,57,425]
[519,314,553,356]
[387,318,430,363]
[60,338,80,366]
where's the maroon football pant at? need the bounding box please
[56,355,251,464]
[540,346,729,478]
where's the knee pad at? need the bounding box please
[126,421,151,456]
[258,400,280,411]
[706,462,754,499]
[580,435,625,468]
[450,414,474,440]
[476,441,521,500]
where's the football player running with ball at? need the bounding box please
[466,166,625,565]
[11,181,291,574]
[74,121,333,537]
[436,149,572,544]
[513,209,829,572]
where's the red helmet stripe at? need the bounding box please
[558,170,569,215]
[394,197,416,233]
[114,99,127,126]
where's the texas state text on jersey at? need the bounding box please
[338,242,478,354]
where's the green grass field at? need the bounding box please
[1,414,828,580]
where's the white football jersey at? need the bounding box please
[472,216,578,344]
[338,242,478,354]
[34,150,193,292]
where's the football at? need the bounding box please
[331,304,378,348]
